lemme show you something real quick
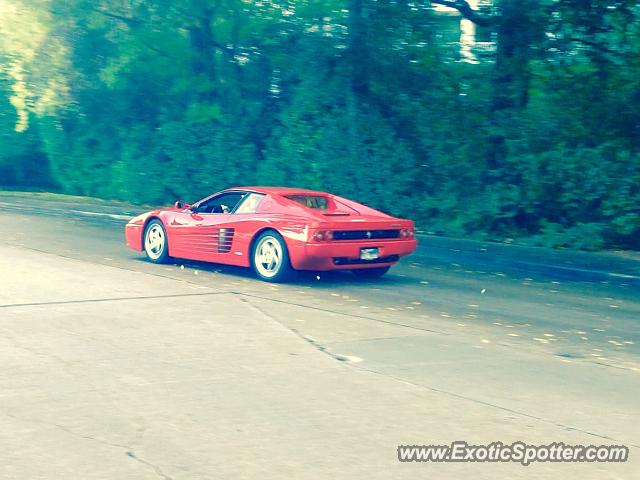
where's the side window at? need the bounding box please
[234,193,265,214]
[288,195,329,210]
[196,192,245,214]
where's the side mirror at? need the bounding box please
[174,200,186,209]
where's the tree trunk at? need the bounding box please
[188,7,217,101]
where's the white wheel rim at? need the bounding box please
[254,236,283,278]
[145,224,165,260]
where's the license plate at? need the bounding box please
[360,247,379,260]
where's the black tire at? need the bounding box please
[143,219,169,264]
[251,230,294,282]
[352,266,390,279]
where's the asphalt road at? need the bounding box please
[0,191,638,479]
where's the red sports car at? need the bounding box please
[125,187,417,282]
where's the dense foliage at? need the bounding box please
[1,0,639,250]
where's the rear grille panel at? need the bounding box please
[333,255,400,266]
[332,229,400,241]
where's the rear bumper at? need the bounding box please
[290,239,417,271]
[125,223,143,251]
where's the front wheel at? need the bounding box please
[352,266,390,279]
[251,231,294,282]
[143,220,169,264]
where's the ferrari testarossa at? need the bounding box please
[125,187,418,282]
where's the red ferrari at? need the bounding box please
[125,187,417,282]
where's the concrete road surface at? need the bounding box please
[0,192,638,479]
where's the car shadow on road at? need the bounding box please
[131,256,414,288]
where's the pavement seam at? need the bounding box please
[3,412,173,480]
[0,291,229,309]
[231,292,640,373]
[233,292,450,336]
[1,242,222,286]
[350,365,640,450]
[4,243,453,336]
[237,296,356,364]
[3,243,637,373]
[237,297,640,449]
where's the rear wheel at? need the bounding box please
[251,231,294,282]
[352,266,390,279]
[144,220,169,264]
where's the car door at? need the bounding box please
[168,191,246,263]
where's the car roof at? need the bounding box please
[229,186,330,196]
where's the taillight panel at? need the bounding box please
[312,230,333,242]
[399,228,415,239]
